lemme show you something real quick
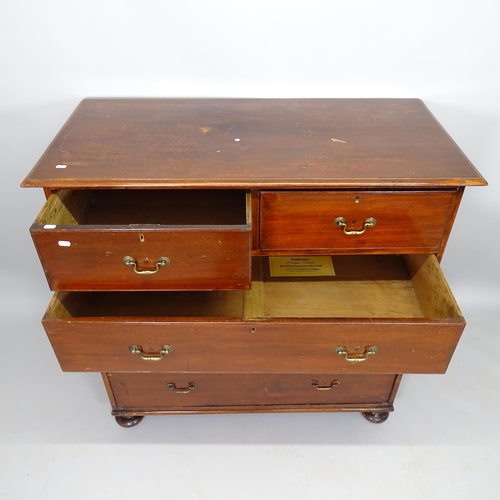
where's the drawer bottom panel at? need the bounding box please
[106,373,397,409]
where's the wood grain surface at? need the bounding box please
[107,372,397,408]
[31,189,251,290]
[21,99,487,189]
[260,189,458,252]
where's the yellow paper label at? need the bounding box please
[269,256,335,277]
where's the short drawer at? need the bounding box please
[260,190,457,252]
[42,254,465,375]
[107,372,397,408]
[31,189,251,290]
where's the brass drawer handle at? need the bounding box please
[129,344,173,361]
[334,345,378,362]
[334,217,376,235]
[310,379,340,390]
[167,382,196,394]
[123,256,170,274]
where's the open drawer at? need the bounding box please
[42,254,465,374]
[30,189,251,290]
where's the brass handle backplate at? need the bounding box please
[166,382,196,394]
[310,379,340,390]
[123,256,170,274]
[334,217,376,235]
[129,344,173,361]
[334,345,379,362]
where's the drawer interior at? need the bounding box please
[45,254,461,322]
[48,290,246,319]
[245,254,461,319]
[35,189,249,226]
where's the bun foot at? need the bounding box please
[115,415,144,428]
[362,411,390,424]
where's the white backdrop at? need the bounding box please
[1,1,499,499]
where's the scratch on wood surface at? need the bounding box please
[60,134,70,153]
[331,138,347,143]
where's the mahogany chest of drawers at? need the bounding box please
[22,98,487,427]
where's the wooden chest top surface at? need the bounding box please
[21,98,486,189]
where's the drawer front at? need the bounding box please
[107,372,397,408]
[42,254,464,375]
[260,190,456,252]
[31,227,251,290]
[31,189,251,290]
[43,318,464,375]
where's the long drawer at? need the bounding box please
[30,189,251,291]
[260,190,458,253]
[42,254,465,375]
[106,372,397,408]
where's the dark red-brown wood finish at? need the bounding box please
[260,189,459,253]
[106,372,398,408]
[22,98,486,426]
[22,99,486,189]
[44,318,464,375]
